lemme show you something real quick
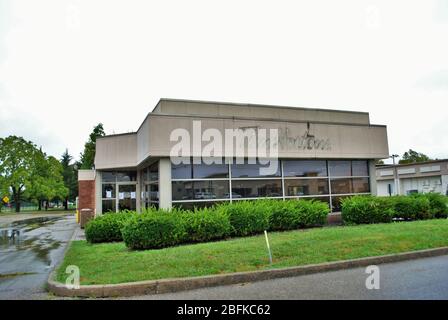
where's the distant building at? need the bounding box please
[376,159,448,196]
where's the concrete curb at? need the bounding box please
[48,246,448,298]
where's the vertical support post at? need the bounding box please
[159,158,172,210]
[368,160,378,196]
[95,170,102,216]
[136,168,141,213]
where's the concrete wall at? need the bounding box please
[152,99,371,125]
[139,115,388,161]
[95,133,138,170]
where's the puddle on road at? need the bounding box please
[0,217,63,266]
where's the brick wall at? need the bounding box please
[78,180,95,211]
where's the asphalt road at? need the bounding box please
[128,254,448,300]
[0,214,77,300]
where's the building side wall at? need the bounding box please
[154,100,371,125]
[95,133,138,169]
[141,115,388,161]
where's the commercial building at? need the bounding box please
[78,98,389,214]
[376,159,448,196]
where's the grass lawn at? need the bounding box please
[56,219,448,285]
[0,210,75,216]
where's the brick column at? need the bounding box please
[78,170,96,213]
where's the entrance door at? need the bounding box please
[118,185,136,211]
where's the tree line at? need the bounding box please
[0,124,105,212]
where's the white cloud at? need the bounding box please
[0,0,447,162]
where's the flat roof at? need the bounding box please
[154,98,370,115]
[376,159,448,169]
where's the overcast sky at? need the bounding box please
[0,0,447,164]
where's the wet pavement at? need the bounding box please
[0,215,77,300]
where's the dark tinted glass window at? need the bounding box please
[171,163,192,179]
[352,160,369,176]
[283,160,327,177]
[330,178,353,194]
[149,162,159,181]
[352,178,370,193]
[284,179,329,196]
[231,180,282,198]
[116,171,137,182]
[102,200,116,213]
[329,161,351,177]
[149,184,159,201]
[102,184,115,199]
[193,163,229,178]
[172,180,229,201]
[101,171,116,182]
[231,160,280,178]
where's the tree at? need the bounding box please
[60,149,78,210]
[0,174,9,212]
[0,136,40,212]
[79,123,105,169]
[28,152,68,211]
[399,149,431,164]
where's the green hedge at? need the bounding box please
[341,193,447,225]
[418,193,448,218]
[340,196,394,224]
[87,199,331,249]
[85,211,136,243]
[393,195,431,220]
[269,199,330,231]
[216,200,271,236]
[122,212,187,250]
[180,208,232,243]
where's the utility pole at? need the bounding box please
[390,154,399,195]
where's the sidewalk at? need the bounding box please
[71,225,86,241]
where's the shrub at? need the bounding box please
[216,200,270,236]
[263,199,330,231]
[295,199,331,227]
[122,212,187,250]
[421,193,448,218]
[341,195,394,224]
[180,208,232,243]
[269,200,300,231]
[85,211,136,243]
[394,195,431,220]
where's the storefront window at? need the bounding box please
[231,180,282,198]
[172,163,192,179]
[102,200,116,213]
[285,179,329,196]
[116,171,137,182]
[352,160,369,176]
[101,171,116,182]
[193,163,228,179]
[118,185,136,211]
[328,161,351,177]
[102,184,115,199]
[149,162,159,182]
[172,180,229,201]
[231,160,280,178]
[283,160,327,177]
[352,177,370,193]
[330,178,353,194]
